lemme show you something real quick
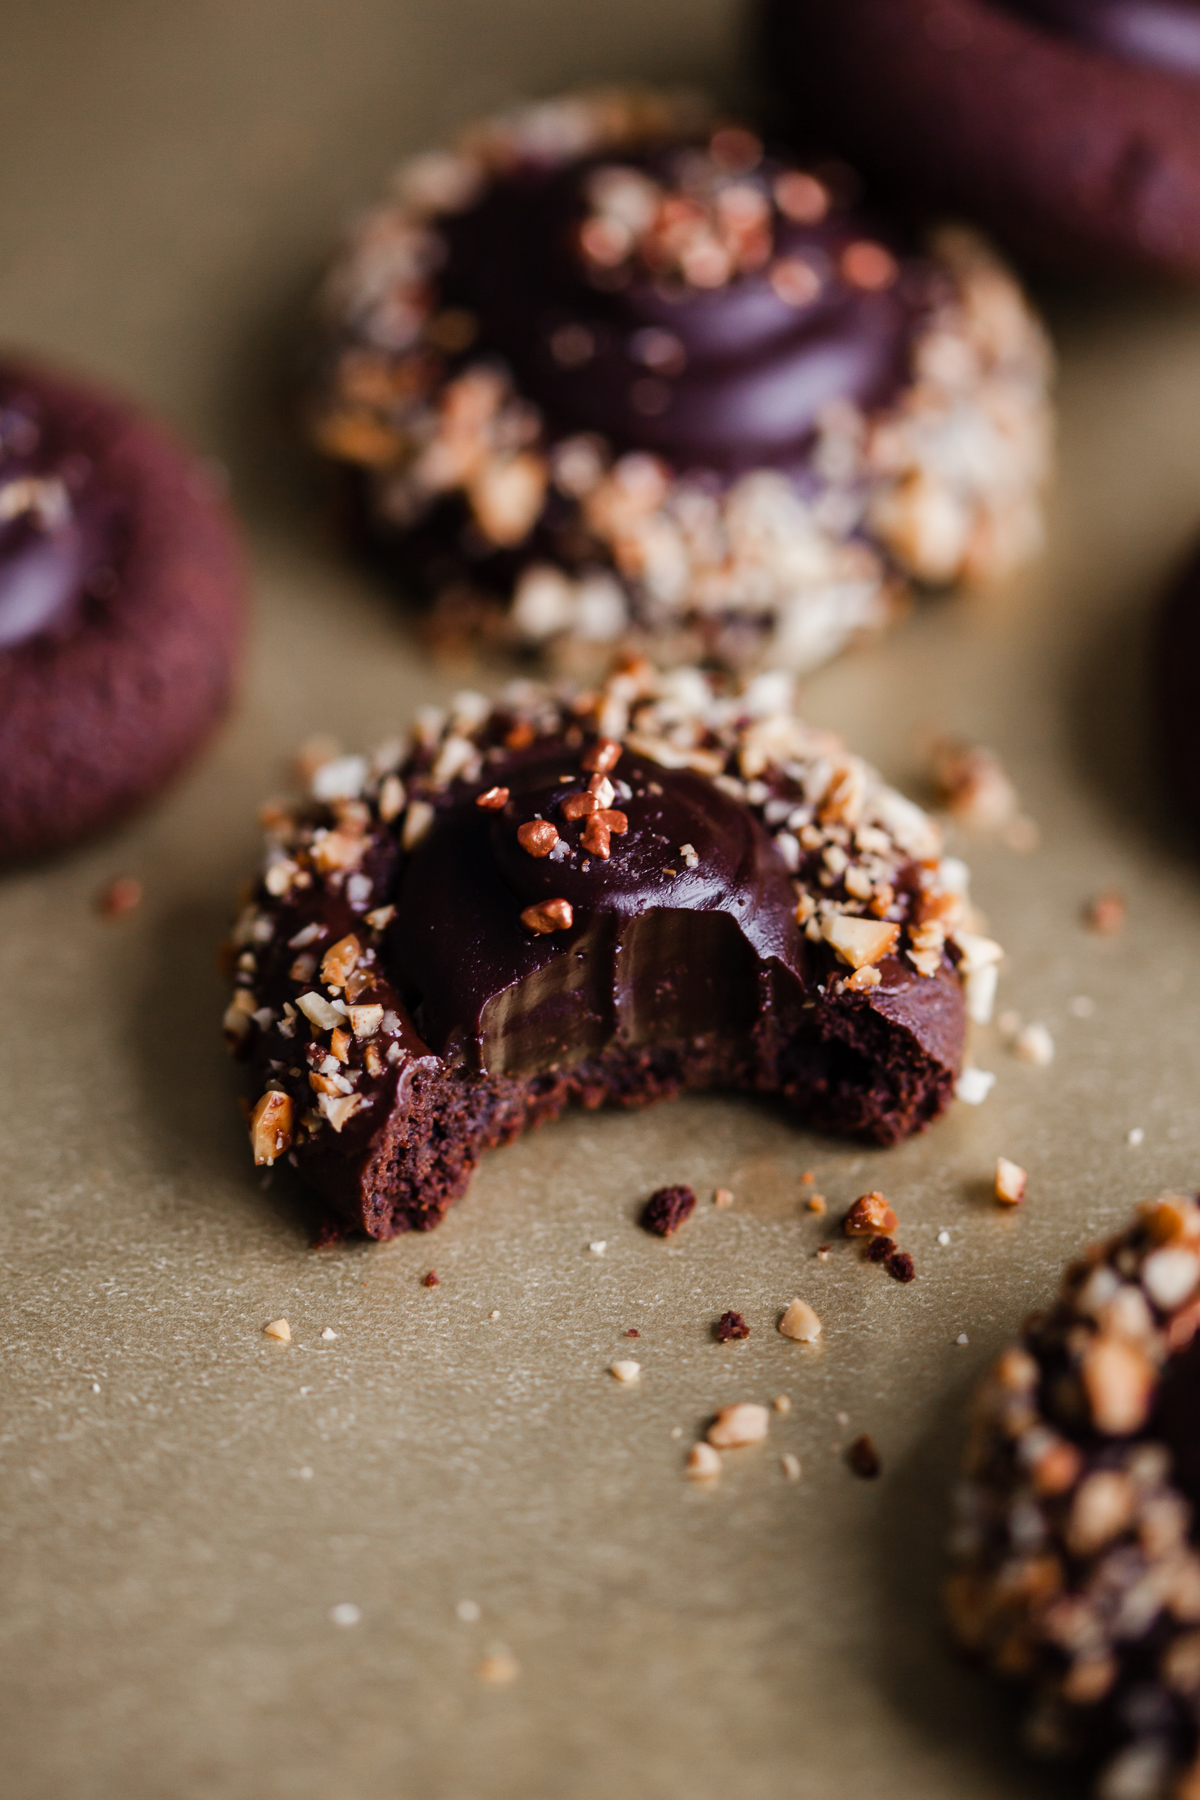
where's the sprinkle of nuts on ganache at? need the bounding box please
[520,898,573,934]
[476,785,509,809]
[582,737,622,774]
[847,1435,882,1478]
[516,819,560,857]
[321,934,361,989]
[844,1191,899,1236]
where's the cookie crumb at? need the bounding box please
[781,1453,801,1481]
[423,1270,439,1287]
[1084,889,1126,934]
[806,1193,827,1215]
[865,1234,895,1263]
[1014,1022,1054,1066]
[712,1187,734,1208]
[641,1184,696,1236]
[714,1310,749,1343]
[778,1298,822,1342]
[609,1359,641,1384]
[320,1327,338,1341]
[262,1318,291,1343]
[707,1402,770,1448]
[96,875,143,918]
[843,1191,898,1236]
[774,1394,791,1413]
[886,1250,916,1283]
[847,1434,882,1479]
[995,1157,1027,1205]
[476,1650,519,1685]
[686,1442,722,1480]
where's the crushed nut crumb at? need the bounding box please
[1084,889,1126,934]
[713,1187,734,1208]
[686,1441,722,1479]
[1014,1022,1054,1066]
[781,1453,802,1481]
[843,1191,899,1236]
[995,1157,1027,1205]
[778,1298,822,1342]
[609,1359,641,1384]
[262,1318,291,1343]
[707,1402,770,1448]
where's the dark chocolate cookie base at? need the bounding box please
[0,357,245,861]
[760,0,1200,281]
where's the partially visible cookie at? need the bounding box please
[0,358,245,860]
[761,0,1200,281]
[949,1192,1200,1797]
[308,87,1050,673]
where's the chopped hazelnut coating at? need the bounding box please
[262,1318,292,1343]
[516,819,559,857]
[821,914,899,970]
[686,1442,722,1479]
[582,736,622,774]
[250,1091,293,1166]
[995,1157,1027,1205]
[779,1298,822,1342]
[320,933,361,990]
[843,1191,899,1236]
[475,785,510,809]
[707,1402,770,1449]
[520,898,573,934]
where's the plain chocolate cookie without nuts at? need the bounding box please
[761,0,1200,281]
[0,358,246,860]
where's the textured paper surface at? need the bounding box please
[5,4,1200,1796]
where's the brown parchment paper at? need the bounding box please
[5,4,1200,1797]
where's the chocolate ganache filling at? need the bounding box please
[1000,0,1200,79]
[387,746,807,1075]
[435,144,929,479]
[0,381,125,650]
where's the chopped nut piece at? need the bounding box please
[329,1028,351,1064]
[365,904,396,930]
[641,1184,696,1236]
[1066,1471,1136,1556]
[843,1191,899,1236]
[806,1193,827,1215]
[520,898,573,934]
[847,1434,882,1478]
[956,1066,996,1105]
[316,1092,364,1133]
[581,807,628,858]
[516,819,559,857]
[582,736,622,774]
[348,1003,384,1039]
[1084,889,1126,934]
[378,775,406,823]
[707,1402,770,1449]
[609,1359,641,1384]
[296,991,344,1032]
[715,1310,750,1342]
[475,786,510,810]
[774,1394,791,1413]
[686,1442,722,1480]
[320,934,361,990]
[476,1650,520,1685]
[781,1453,802,1481]
[320,1327,337,1341]
[932,739,1018,831]
[713,1187,734,1208]
[250,1091,293,1166]
[995,1157,1027,1205]
[561,791,600,821]
[1142,1246,1200,1311]
[363,1043,384,1077]
[1081,1335,1155,1435]
[262,1318,291,1343]
[96,875,143,918]
[401,799,435,850]
[779,1298,822,1342]
[423,1270,439,1287]
[821,913,900,971]
[586,773,616,810]
[1014,1022,1054,1066]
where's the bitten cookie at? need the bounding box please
[224,659,1002,1238]
[949,1192,1200,1798]
[0,358,245,860]
[308,87,1050,673]
[762,0,1200,282]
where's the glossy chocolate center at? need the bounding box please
[438,140,930,477]
[384,745,808,1075]
[1000,0,1200,79]
[0,387,124,650]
